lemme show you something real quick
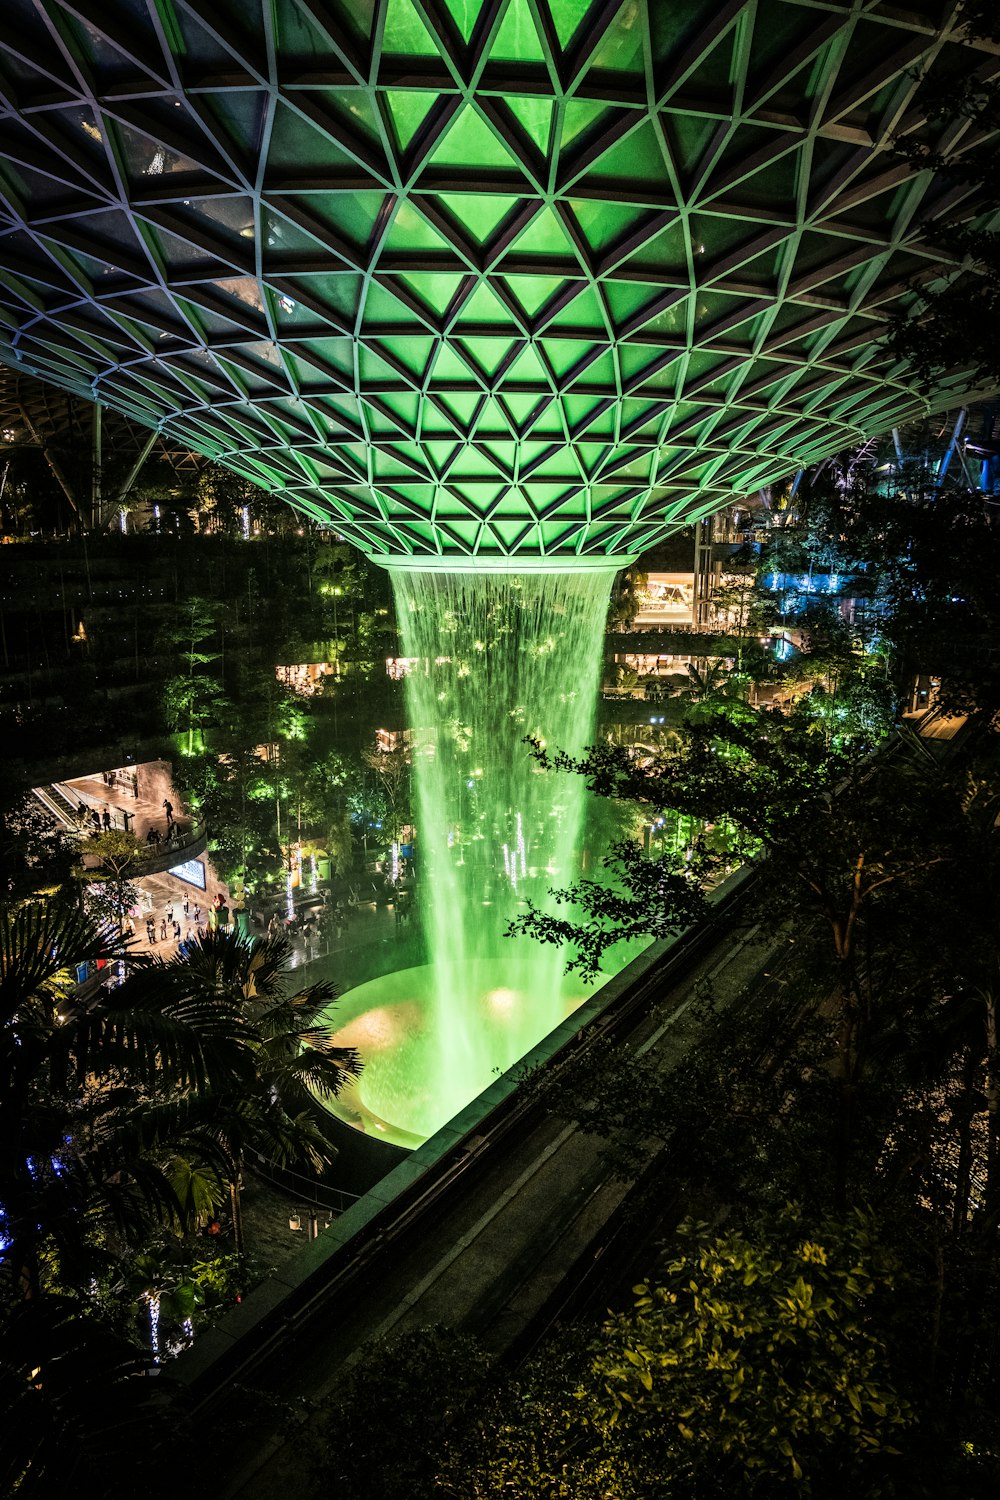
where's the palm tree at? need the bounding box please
[157,929,361,1250]
[0,901,258,1301]
[679,659,753,724]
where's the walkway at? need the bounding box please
[58,767,223,957]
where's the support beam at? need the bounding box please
[91,402,102,529]
[102,426,159,530]
[935,407,967,488]
[19,412,83,521]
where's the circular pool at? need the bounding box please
[314,961,589,1148]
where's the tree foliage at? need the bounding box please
[593,1210,913,1494]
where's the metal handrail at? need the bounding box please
[248,1150,361,1216]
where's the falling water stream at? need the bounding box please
[324,566,627,1145]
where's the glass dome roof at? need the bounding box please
[0,0,994,560]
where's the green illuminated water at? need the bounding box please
[372,566,617,1137]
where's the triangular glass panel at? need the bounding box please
[501,273,566,317]
[509,207,572,255]
[458,336,517,375]
[431,344,475,380]
[586,121,666,181]
[559,98,610,149]
[382,202,456,254]
[385,89,438,150]
[545,285,605,328]
[503,344,547,383]
[507,96,553,150]
[370,390,419,429]
[300,339,355,378]
[567,196,648,252]
[538,337,593,377]
[662,113,720,176]
[518,439,553,466]
[675,22,739,95]
[113,118,206,179]
[442,0,479,42]
[548,0,594,49]
[500,391,545,425]
[483,440,517,470]
[474,396,512,432]
[426,105,518,169]
[440,519,481,548]
[563,393,610,429]
[147,224,227,270]
[382,0,439,56]
[494,518,533,546]
[417,397,458,433]
[523,401,564,436]
[361,281,425,326]
[383,335,436,378]
[425,440,460,471]
[587,7,644,71]
[399,271,466,309]
[438,192,520,243]
[618,344,668,383]
[467,448,509,479]
[453,283,516,325]
[359,345,404,383]
[449,446,495,478]
[316,87,382,144]
[268,100,356,171]
[297,190,387,249]
[628,219,689,273]
[603,280,660,324]
[489,0,547,63]
[204,90,269,158]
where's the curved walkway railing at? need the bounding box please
[77,813,208,874]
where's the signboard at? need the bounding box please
[169,857,207,891]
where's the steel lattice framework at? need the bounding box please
[0,365,203,478]
[0,0,996,562]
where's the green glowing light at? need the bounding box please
[318,567,641,1144]
[1,4,984,564]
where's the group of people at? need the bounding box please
[78,802,133,835]
[144,894,205,948]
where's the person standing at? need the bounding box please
[131,772,139,799]
[183,896,190,918]
[146,916,155,944]
[122,809,133,833]
[160,917,167,942]
[101,807,111,831]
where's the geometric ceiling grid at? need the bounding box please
[0,0,997,561]
[0,364,204,487]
